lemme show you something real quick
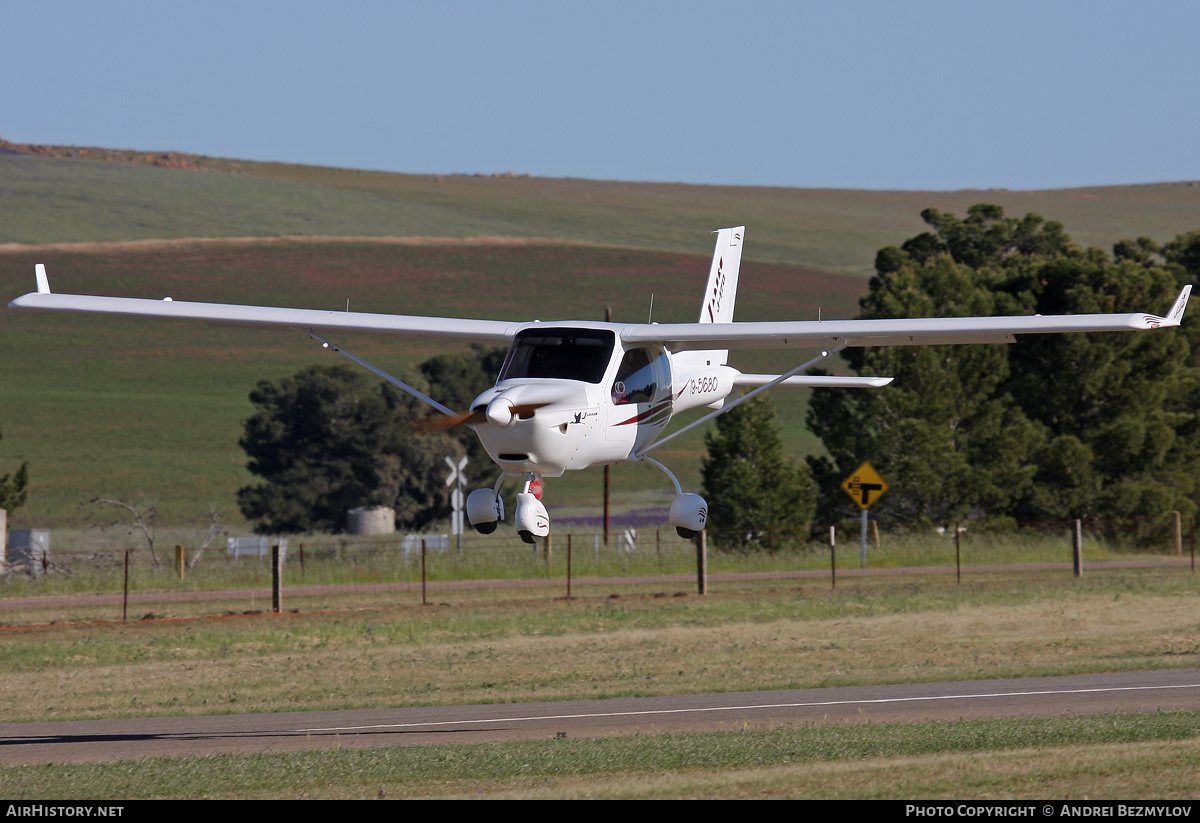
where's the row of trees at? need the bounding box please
[701,206,1200,542]
[805,205,1200,527]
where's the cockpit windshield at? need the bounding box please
[499,327,615,384]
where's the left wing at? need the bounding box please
[623,286,1192,351]
[8,265,519,344]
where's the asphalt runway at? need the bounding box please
[0,669,1196,765]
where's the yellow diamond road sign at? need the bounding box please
[842,462,888,510]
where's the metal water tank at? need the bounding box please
[346,506,395,535]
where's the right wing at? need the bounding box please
[624,285,1193,351]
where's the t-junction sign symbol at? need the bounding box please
[841,462,888,510]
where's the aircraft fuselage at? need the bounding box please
[469,323,732,476]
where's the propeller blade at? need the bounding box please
[413,402,552,433]
[413,409,485,433]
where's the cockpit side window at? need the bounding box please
[611,347,669,405]
[499,328,615,384]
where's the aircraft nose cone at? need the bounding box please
[485,397,515,427]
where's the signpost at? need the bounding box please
[841,462,888,569]
[445,455,468,555]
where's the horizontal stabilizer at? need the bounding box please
[733,373,892,389]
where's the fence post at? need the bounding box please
[696,530,707,595]
[1072,519,1083,578]
[829,525,837,590]
[566,533,573,600]
[123,550,130,622]
[271,543,282,613]
[421,538,428,606]
[1173,511,1182,556]
[955,522,961,584]
[175,544,185,581]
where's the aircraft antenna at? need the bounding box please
[648,294,655,323]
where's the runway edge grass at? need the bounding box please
[1,712,1199,799]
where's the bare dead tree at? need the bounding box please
[90,495,159,566]
[188,507,224,569]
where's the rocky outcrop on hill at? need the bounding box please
[0,138,203,170]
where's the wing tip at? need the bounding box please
[35,264,50,294]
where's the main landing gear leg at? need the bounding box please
[640,456,708,539]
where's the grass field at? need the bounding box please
[2,566,1196,720]
[0,567,1196,798]
[2,714,1199,799]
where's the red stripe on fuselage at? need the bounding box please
[616,400,670,426]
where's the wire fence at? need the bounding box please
[0,513,1195,625]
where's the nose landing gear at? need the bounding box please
[514,473,549,544]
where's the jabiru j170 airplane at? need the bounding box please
[9,228,1192,543]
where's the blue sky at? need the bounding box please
[3,1,1198,191]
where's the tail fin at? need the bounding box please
[699,226,744,325]
[674,227,744,368]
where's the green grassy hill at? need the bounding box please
[5,143,1200,276]
[3,142,1199,530]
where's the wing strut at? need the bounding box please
[636,343,848,458]
[306,331,457,418]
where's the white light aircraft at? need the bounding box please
[10,228,1192,543]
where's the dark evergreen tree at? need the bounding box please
[237,364,459,534]
[701,395,817,548]
[0,426,29,512]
